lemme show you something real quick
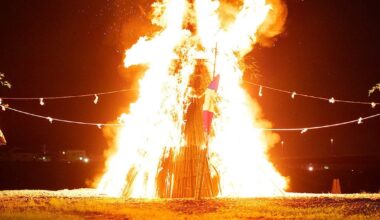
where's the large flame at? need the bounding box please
[97,0,287,198]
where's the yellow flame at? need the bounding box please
[97,0,287,198]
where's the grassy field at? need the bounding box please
[0,189,379,219]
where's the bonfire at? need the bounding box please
[97,0,288,198]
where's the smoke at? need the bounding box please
[103,0,287,103]
[256,0,288,47]
[101,0,160,113]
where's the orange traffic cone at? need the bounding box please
[331,178,341,194]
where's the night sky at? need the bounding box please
[0,0,379,158]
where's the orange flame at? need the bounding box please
[97,0,287,198]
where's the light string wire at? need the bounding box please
[2,105,122,128]
[1,104,379,133]
[0,88,136,100]
[260,113,380,132]
[0,80,378,131]
[244,81,380,106]
[0,82,378,107]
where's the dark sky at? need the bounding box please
[0,0,379,157]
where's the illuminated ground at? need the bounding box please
[0,189,379,219]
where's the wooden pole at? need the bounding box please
[212,43,218,78]
[196,44,218,199]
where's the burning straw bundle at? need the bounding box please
[156,60,219,198]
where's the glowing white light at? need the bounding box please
[329,97,335,104]
[40,98,45,106]
[259,86,263,97]
[94,94,99,104]
[371,102,376,108]
[291,92,296,99]
[308,165,314,172]
[47,117,53,123]
[83,158,89,163]
[301,128,308,134]
[357,117,363,124]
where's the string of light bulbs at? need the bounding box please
[1,104,379,133]
[261,113,380,133]
[244,81,379,108]
[1,105,122,129]
[0,81,378,108]
[0,88,136,106]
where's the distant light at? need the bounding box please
[308,165,314,172]
[83,158,89,163]
[324,165,329,170]
[79,157,83,161]
[62,151,66,155]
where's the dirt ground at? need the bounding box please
[0,189,379,219]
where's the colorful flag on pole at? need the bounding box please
[202,75,220,134]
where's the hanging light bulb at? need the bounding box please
[301,128,308,134]
[371,102,376,109]
[47,117,53,123]
[97,124,102,129]
[291,92,296,99]
[40,98,45,106]
[94,94,99,104]
[329,97,335,104]
[357,117,363,124]
[259,86,263,97]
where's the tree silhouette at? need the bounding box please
[369,83,380,96]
